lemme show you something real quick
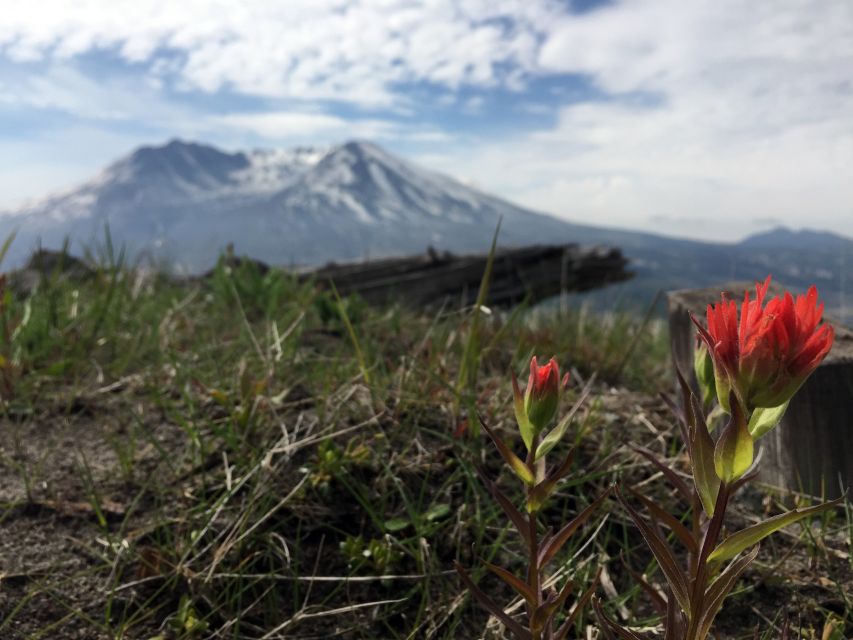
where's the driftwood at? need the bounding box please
[668,282,853,499]
[304,244,632,309]
[4,248,95,296]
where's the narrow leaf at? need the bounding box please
[534,376,594,461]
[456,219,501,401]
[539,487,611,567]
[484,562,537,605]
[527,447,575,512]
[696,545,760,638]
[475,466,530,546]
[629,445,692,504]
[0,231,17,269]
[620,554,666,617]
[532,578,575,631]
[512,370,535,452]
[479,415,535,485]
[591,597,649,640]
[674,366,696,439]
[555,572,600,640]
[626,486,698,555]
[616,488,691,615]
[660,389,690,446]
[663,588,687,640]
[689,393,721,516]
[454,562,532,640]
[709,495,846,564]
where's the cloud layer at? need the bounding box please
[2,0,561,104]
[1,0,852,240]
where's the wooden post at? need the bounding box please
[668,282,853,499]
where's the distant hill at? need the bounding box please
[1,139,849,324]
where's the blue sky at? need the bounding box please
[1,0,851,241]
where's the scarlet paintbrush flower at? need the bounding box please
[512,356,568,452]
[694,276,834,415]
[525,356,562,430]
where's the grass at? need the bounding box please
[0,252,848,639]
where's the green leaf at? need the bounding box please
[748,401,789,438]
[688,393,721,517]
[512,370,535,452]
[423,503,451,522]
[709,495,846,564]
[526,447,575,513]
[713,397,754,483]
[534,377,594,461]
[694,343,717,408]
[695,546,760,638]
[383,517,410,532]
[479,415,535,485]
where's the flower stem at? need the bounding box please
[526,440,542,640]
[686,482,731,640]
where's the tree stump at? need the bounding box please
[668,282,853,499]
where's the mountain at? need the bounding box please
[738,227,849,250]
[1,139,850,323]
[0,139,582,270]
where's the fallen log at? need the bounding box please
[303,244,632,309]
[668,282,853,499]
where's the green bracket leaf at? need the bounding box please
[534,376,594,461]
[479,415,535,485]
[512,370,535,452]
[709,495,846,564]
[713,396,754,484]
[688,394,721,517]
[748,400,789,438]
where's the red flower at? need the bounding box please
[693,276,834,413]
[525,357,561,427]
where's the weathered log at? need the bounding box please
[303,244,632,309]
[4,248,95,297]
[668,282,853,498]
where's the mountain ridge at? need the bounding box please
[0,139,850,323]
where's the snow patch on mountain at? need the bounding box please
[0,138,579,270]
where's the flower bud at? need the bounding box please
[524,356,562,432]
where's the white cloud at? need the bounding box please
[0,64,199,125]
[416,0,853,240]
[214,112,397,141]
[0,0,563,104]
[2,0,852,239]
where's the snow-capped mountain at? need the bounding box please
[2,138,851,325]
[0,139,578,271]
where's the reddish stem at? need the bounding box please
[526,439,542,640]
[686,482,731,640]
